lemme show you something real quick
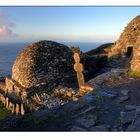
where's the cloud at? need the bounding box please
[0,25,13,37]
[0,12,16,38]
[0,12,8,18]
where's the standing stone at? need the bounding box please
[5,97,9,108]
[1,96,5,105]
[21,104,25,115]
[12,104,15,114]
[15,104,19,115]
[8,102,13,111]
[21,91,27,101]
[74,53,85,89]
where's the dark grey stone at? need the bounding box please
[76,117,95,129]
[120,111,136,125]
[89,125,110,131]
[71,126,87,131]
[93,88,118,99]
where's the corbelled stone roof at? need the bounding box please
[12,40,77,90]
[108,15,140,58]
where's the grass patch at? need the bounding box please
[0,102,12,120]
[127,71,140,78]
[104,76,122,84]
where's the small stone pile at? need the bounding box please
[53,86,79,101]
[26,86,80,111]
[27,92,67,111]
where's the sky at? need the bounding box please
[0,7,140,43]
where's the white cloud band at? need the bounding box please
[0,12,16,38]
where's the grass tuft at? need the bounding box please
[0,102,12,120]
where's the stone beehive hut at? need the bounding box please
[6,40,77,97]
[108,15,140,71]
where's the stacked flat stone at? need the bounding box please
[12,40,77,92]
[108,15,140,59]
[130,35,140,72]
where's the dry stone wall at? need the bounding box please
[130,37,140,72]
[108,16,140,59]
[12,40,77,91]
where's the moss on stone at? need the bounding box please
[0,102,12,120]
[128,71,140,78]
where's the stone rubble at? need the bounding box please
[25,85,86,111]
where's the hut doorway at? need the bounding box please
[126,47,133,57]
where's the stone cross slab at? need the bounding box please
[74,53,85,89]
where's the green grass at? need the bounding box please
[104,76,122,84]
[127,71,140,78]
[0,102,12,120]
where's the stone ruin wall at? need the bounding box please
[130,37,140,72]
[0,78,26,115]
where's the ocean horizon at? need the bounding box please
[0,41,105,77]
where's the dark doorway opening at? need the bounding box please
[126,47,133,57]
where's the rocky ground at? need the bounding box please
[0,69,140,131]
